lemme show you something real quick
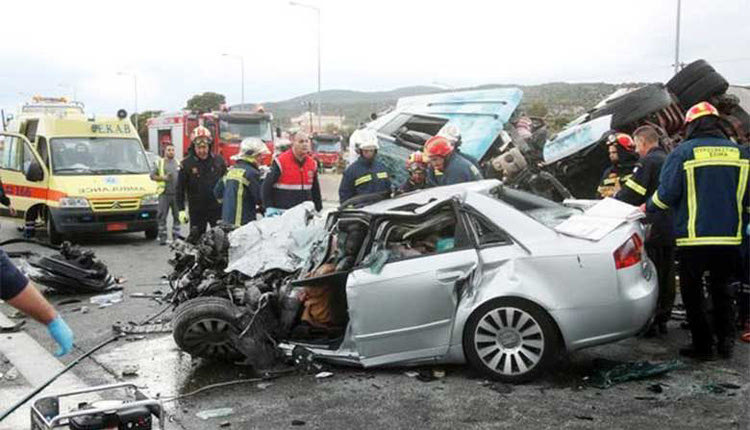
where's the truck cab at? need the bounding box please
[311,133,342,171]
[211,110,275,166]
[0,97,159,244]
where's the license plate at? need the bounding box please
[106,223,128,231]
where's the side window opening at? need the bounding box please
[37,136,50,169]
[467,213,511,247]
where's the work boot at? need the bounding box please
[679,345,717,361]
[717,339,735,359]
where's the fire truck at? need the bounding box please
[147,107,275,166]
[311,133,342,170]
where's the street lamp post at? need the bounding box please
[290,1,321,132]
[674,0,682,75]
[222,53,245,109]
[117,72,138,130]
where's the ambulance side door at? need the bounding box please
[0,132,48,219]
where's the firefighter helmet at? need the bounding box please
[437,123,461,145]
[236,137,270,159]
[406,151,427,171]
[424,136,454,158]
[685,101,719,124]
[190,125,212,143]
[352,129,379,152]
[607,132,635,152]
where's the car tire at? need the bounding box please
[172,297,244,361]
[463,297,561,383]
[675,71,729,110]
[666,59,714,96]
[589,84,674,130]
[46,213,64,246]
[144,226,158,240]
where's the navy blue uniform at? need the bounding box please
[339,157,392,203]
[176,153,227,241]
[427,153,482,187]
[0,249,27,300]
[214,158,262,226]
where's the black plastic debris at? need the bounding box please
[588,359,684,389]
[291,420,306,426]
[28,242,117,293]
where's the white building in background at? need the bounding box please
[291,111,345,133]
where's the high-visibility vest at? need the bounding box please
[155,158,166,194]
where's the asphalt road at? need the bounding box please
[1,172,748,429]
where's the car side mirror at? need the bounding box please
[25,159,44,182]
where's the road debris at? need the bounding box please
[404,371,419,378]
[121,365,139,377]
[27,241,120,293]
[4,367,18,381]
[291,420,306,426]
[90,291,124,306]
[0,320,25,333]
[256,382,273,390]
[588,359,684,389]
[315,371,333,379]
[220,422,232,428]
[196,408,234,420]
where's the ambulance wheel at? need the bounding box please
[144,226,158,240]
[46,215,63,245]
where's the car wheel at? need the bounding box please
[172,297,244,361]
[675,71,729,110]
[144,226,158,240]
[666,59,714,96]
[463,298,561,383]
[46,213,64,245]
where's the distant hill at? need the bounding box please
[233,82,650,130]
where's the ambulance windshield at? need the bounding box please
[50,138,150,175]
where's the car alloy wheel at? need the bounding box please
[463,298,560,382]
[173,297,244,361]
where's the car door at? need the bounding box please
[346,211,479,364]
[0,132,48,219]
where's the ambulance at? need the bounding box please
[0,97,159,244]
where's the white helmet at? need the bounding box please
[437,123,461,145]
[233,137,270,160]
[353,129,379,151]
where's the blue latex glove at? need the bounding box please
[264,207,284,218]
[47,316,74,357]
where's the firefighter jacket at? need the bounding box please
[262,149,322,211]
[615,147,674,246]
[398,178,427,194]
[339,157,392,203]
[647,136,750,247]
[426,153,482,187]
[597,165,633,198]
[214,157,262,226]
[176,154,227,212]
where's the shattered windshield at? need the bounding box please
[219,120,272,143]
[50,137,150,175]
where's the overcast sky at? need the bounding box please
[0,0,747,116]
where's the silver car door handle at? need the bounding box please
[437,270,464,283]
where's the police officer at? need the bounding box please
[214,137,267,227]
[399,151,428,194]
[1,250,73,356]
[339,130,391,203]
[615,125,674,336]
[262,132,322,216]
[598,133,639,198]
[176,126,227,242]
[151,143,181,245]
[647,102,750,360]
[424,135,482,186]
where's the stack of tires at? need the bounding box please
[667,59,729,110]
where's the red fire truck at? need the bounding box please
[147,108,275,166]
[311,133,342,170]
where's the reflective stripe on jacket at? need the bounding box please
[426,153,482,187]
[214,158,261,226]
[261,149,322,211]
[647,137,750,247]
[339,157,392,203]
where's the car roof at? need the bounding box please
[349,179,502,215]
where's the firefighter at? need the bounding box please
[151,143,181,245]
[437,123,480,168]
[615,125,674,336]
[424,135,482,186]
[261,132,322,216]
[399,151,428,194]
[647,102,750,360]
[214,137,268,227]
[339,129,391,203]
[176,126,227,242]
[597,132,638,198]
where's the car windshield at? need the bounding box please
[219,120,272,143]
[50,137,150,175]
[315,142,339,152]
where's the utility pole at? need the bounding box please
[674,0,682,75]
[290,1,322,131]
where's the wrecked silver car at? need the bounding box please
[167,180,657,382]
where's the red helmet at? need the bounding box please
[406,151,427,171]
[685,101,719,124]
[424,136,454,158]
[607,132,635,152]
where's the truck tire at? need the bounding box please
[589,84,674,130]
[676,71,729,110]
[666,59,714,96]
[172,297,244,361]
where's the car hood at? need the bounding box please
[395,88,523,161]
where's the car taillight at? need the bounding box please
[613,233,643,270]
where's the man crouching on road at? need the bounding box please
[261,132,322,217]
